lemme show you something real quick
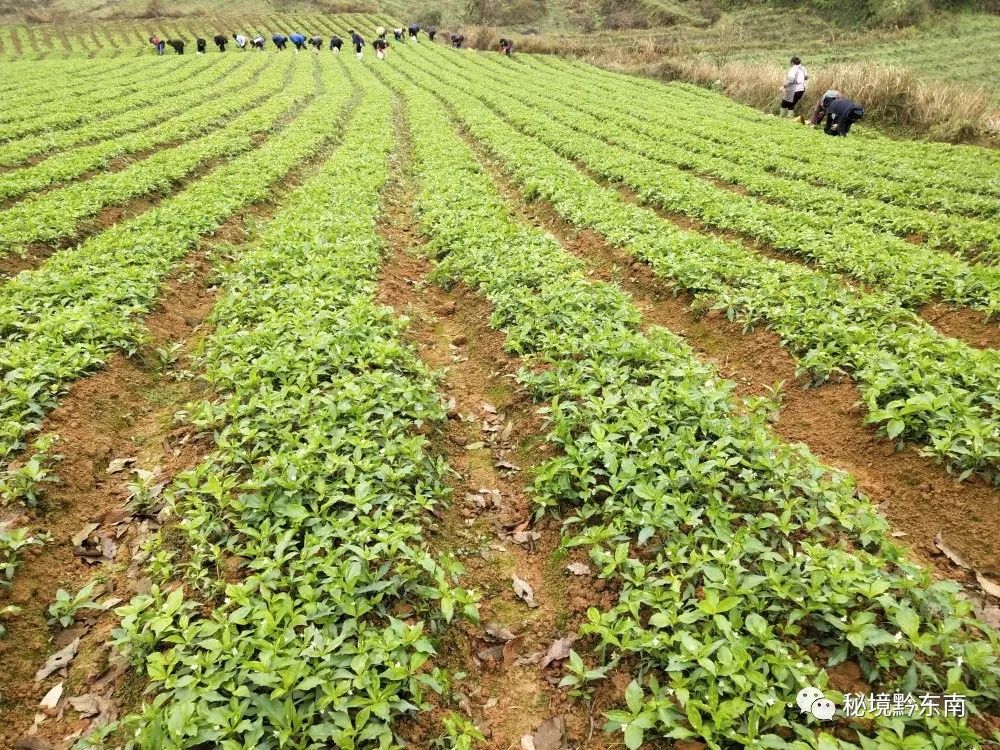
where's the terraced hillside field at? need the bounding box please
[1,14,999,750]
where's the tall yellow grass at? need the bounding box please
[637,58,999,142]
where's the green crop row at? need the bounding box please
[0,56,299,254]
[0,59,230,143]
[0,57,275,203]
[105,65,472,749]
[379,63,1000,750]
[0,57,151,124]
[0,56,246,169]
[0,59,350,477]
[391,49,1000,479]
[530,52,1000,205]
[527,55,1000,203]
[450,51,1000,302]
[479,54,1000,263]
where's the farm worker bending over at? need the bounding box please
[251,35,265,50]
[780,56,808,117]
[196,37,207,54]
[376,26,387,39]
[451,33,464,48]
[149,36,165,55]
[309,35,323,52]
[428,26,437,41]
[809,89,841,127]
[373,37,388,59]
[350,30,365,58]
[498,38,514,56]
[233,33,247,50]
[272,34,288,50]
[290,32,306,51]
[408,23,420,41]
[214,34,228,51]
[823,98,865,136]
[329,35,343,52]
[167,39,185,55]
[394,28,403,41]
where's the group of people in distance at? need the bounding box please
[148,22,512,59]
[781,55,865,136]
[147,22,466,60]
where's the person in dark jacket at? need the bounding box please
[309,35,323,52]
[428,26,437,41]
[408,23,420,41]
[350,30,365,57]
[214,34,228,51]
[373,37,388,59]
[251,35,265,50]
[498,38,513,56]
[196,37,207,54]
[290,32,306,51]
[329,35,342,52]
[149,36,165,55]
[272,34,288,50]
[823,98,865,136]
[393,28,403,41]
[450,33,464,48]
[808,89,841,127]
[167,38,185,54]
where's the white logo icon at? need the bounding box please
[796,687,836,721]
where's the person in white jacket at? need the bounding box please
[780,56,808,117]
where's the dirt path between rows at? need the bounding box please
[463,134,1000,592]
[374,111,647,750]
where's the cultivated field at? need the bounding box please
[0,13,999,750]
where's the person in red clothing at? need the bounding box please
[149,36,165,55]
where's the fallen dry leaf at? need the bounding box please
[484,622,517,642]
[98,508,131,526]
[71,523,99,548]
[98,533,118,560]
[540,634,577,669]
[532,716,566,750]
[512,530,541,546]
[69,693,116,729]
[13,738,53,750]
[38,682,63,713]
[512,576,538,608]
[566,562,591,576]
[106,457,136,474]
[934,532,971,570]
[499,421,514,442]
[35,638,80,682]
[515,651,546,667]
[502,635,525,668]
[976,572,1000,599]
[68,694,102,717]
[977,603,1000,629]
[465,441,486,451]
[496,460,521,471]
[482,403,497,414]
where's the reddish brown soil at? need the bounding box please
[472,140,1000,583]
[920,302,1000,350]
[374,126,649,749]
